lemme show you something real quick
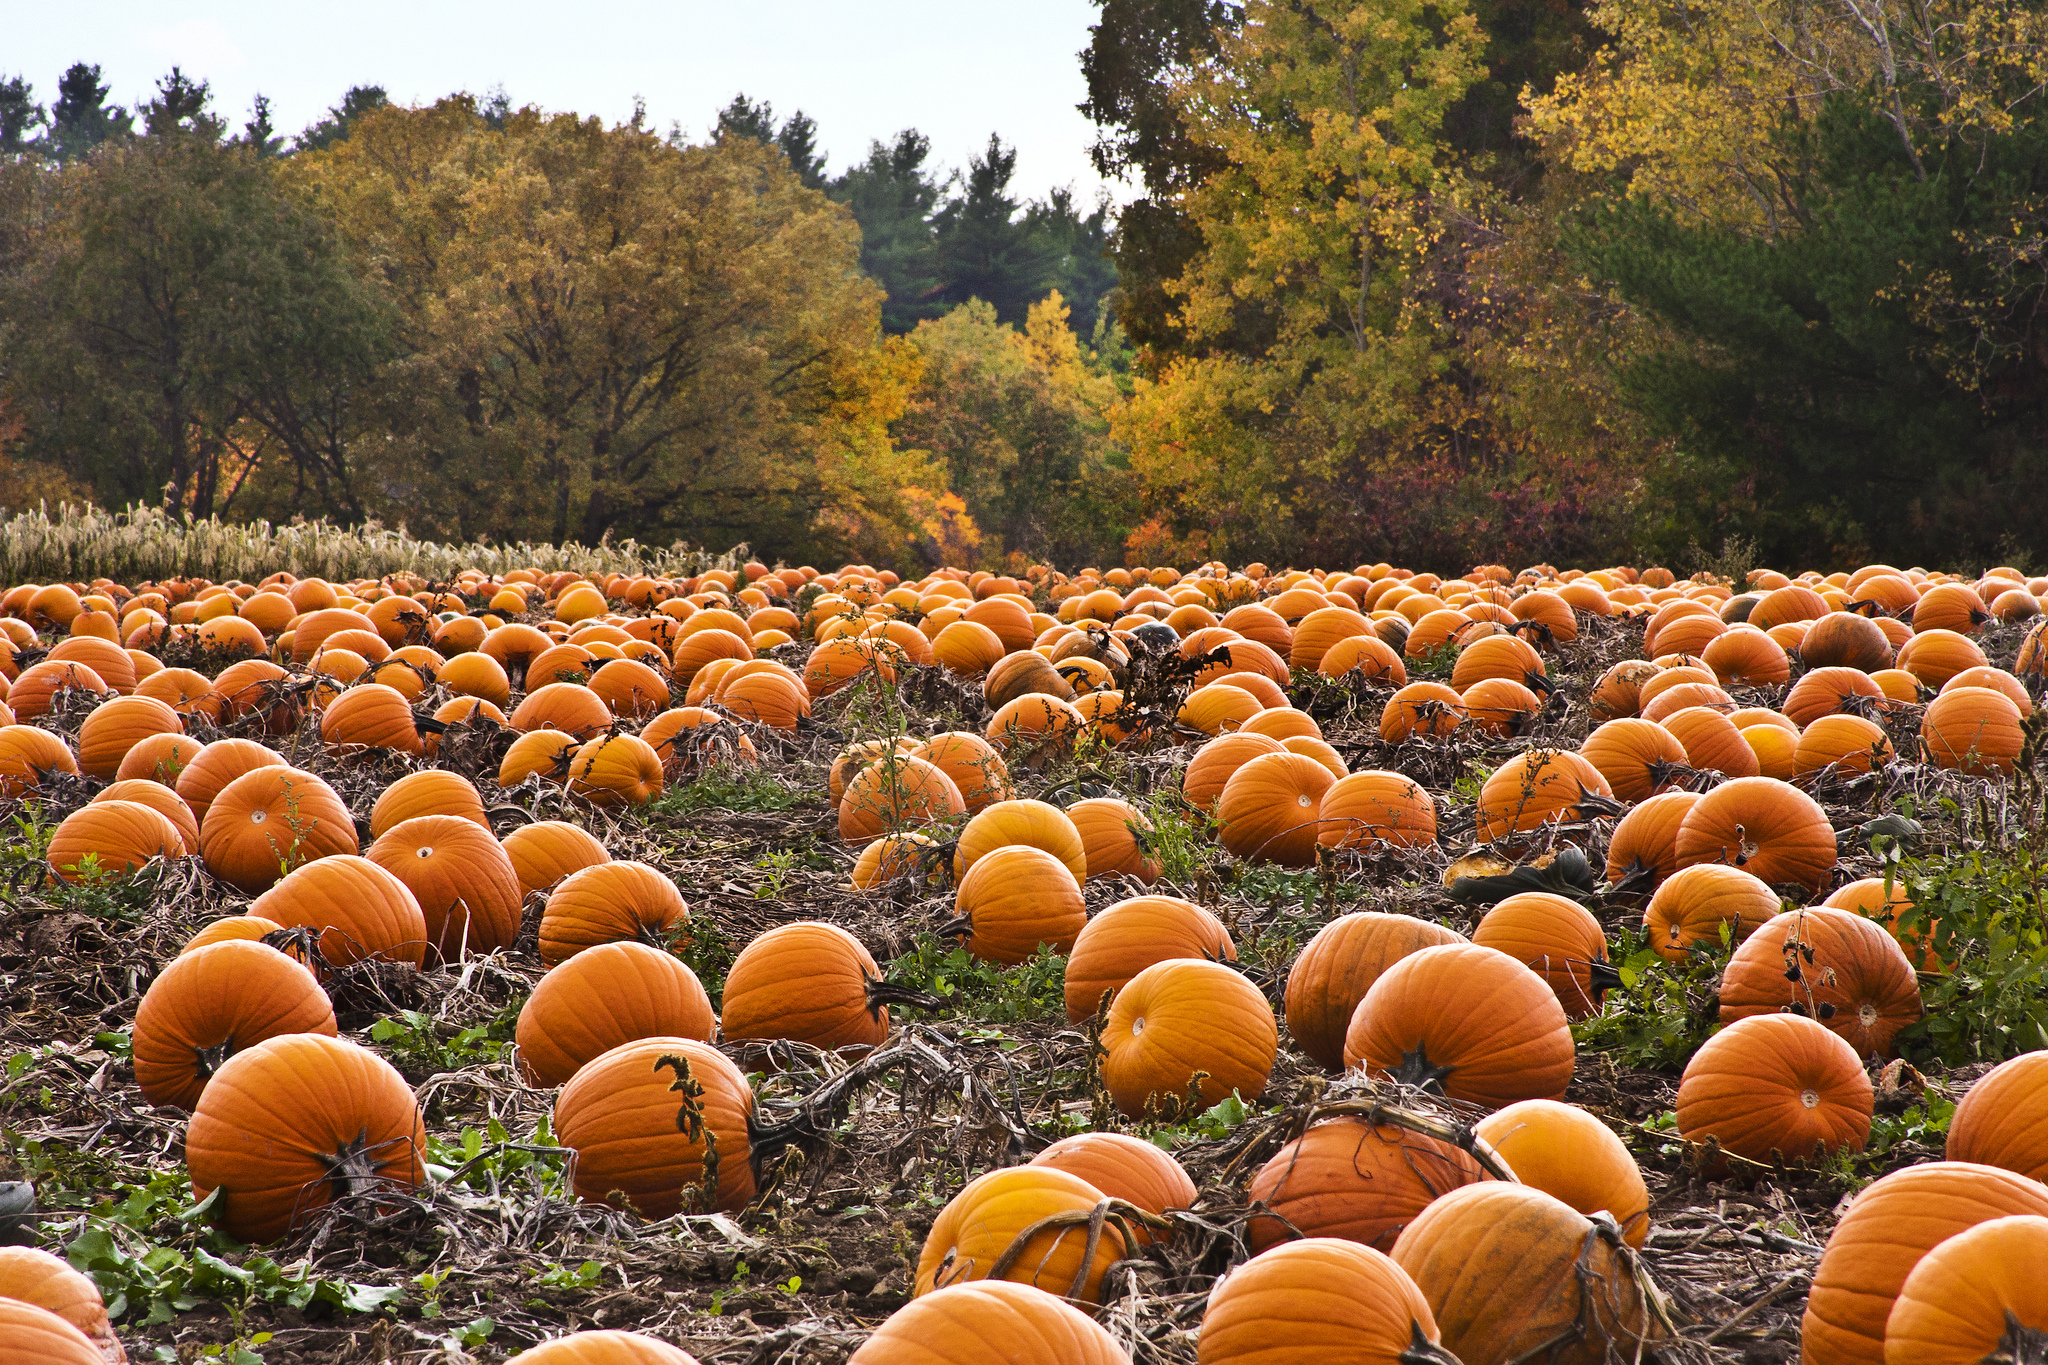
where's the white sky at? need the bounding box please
[6,0,1133,204]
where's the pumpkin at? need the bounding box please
[1474,750,1613,843]
[185,1033,426,1244]
[1285,913,1465,1071]
[503,1331,704,1365]
[1882,1215,2048,1364]
[1603,789,1700,891]
[0,1246,125,1364]
[1785,666,1886,728]
[1029,1132,1196,1232]
[719,922,893,1052]
[502,820,612,897]
[1318,633,1407,684]
[1675,1012,1871,1166]
[499,728,580,786]
[1391,1182,1663,1365]
[914,1166,1126,1302]
[1920,686,2025,775]
[1718,906,1921,1058]
[1700,626,1789,686]
[720,669,810,729]
[849,1280,1130,1365]
[1473,1100,1649,1248]
[318,682,420,754]
[1673,775,1837,891]
[1246,1116,1486,1252]
[1063,895,1236,1022]
[838,754,967,847]
[1379,682,1464,742]
[1801,612,1894,672]
[510,682,614,739]
[983,649,1076,707]
[199,766,356,893]
[91,779,199,853]
[1216,751,1336,866]
[1658,705,1760,778]
[1895,627,1987,688]
[1942,664,2033,716]
[0,723,78,796]
[1471,892,1618,1020]
[909,731,1013,813]
[1064,796,1161,883]
[538,860,690,966]
[984,693,1086,763]
[525,643,599,692]
[1100,958,1277,1116]
[1802,1161,2048,1365]
[1588,660,1660,721]
[113,730,202,786]
[1177,681,1263,736]
[567,733,666,806]
[365,814,522,962]
[47,800,185,882]
[1449,634,1546,692]
[850,830,941,888]
[516,941,714,1087]
[368,769,488,838]
[952,798,1088,883]
[1181,732,1287,812]
[1577,719,1687,802]
[182,914,287,955]
[804,635,896,698]
[1640,679,1737,724]
[951,845,1086,965]
[1316,770,1437,849]
[642,706,757,776]
[1947,1051,2048,1179]
[133,940,336,1111]
[931,620,1008,677]
[1198,1238,1453,1365]
[176,738,288,827]
[1344,943,1573,1109]
[1642,862,1779,960]
[1792,713,1893,782]
[586,657,672,719]
[248,854,430,969]
[554,1037,755,1216]
[75,694,183,780]
[8,661,108,720]
[0,1300,105,1365]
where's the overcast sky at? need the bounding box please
[7,0,1131,203]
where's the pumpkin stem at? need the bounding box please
[1605,858,1660,899]
[863,975,944,1019]
[1588,958,1624,998]
[1996,1310,2048,1364]
[1391,1045,1453,1095]
[1399,1321,1466,1365]
[935,911,976,944]
[317,1128,393,1205]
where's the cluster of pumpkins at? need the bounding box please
[0,553,2044,1364]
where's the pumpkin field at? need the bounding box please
[1,543,2046,1365]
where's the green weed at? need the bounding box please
[885,937,1067,1024]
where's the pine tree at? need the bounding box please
[933,135,1060,325]
[297,85,388,152]
[143,69,223,142]
[46,62,132,162]
[241,94,283,157]
[0,76,45,155]
[776,110,827,191]
[831,131,947,333]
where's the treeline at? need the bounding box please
[0,68,1133,570]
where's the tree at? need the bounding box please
[716,96,830,194]
[0,76,45,155]
[832,130,947,333]
[714,94,778,144]
[933,135,1062,324]
[291,99,936,558]
[1025,187,1120,336]
[3,75,392,518]
[296,85,387,152]
[241,94,283,157]
[45,63,131,162]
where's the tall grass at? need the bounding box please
[0,503,744,584]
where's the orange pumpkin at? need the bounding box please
[365,815,522,962]
[1947,1052,2048,1180]
[1471,892,1617,1020]
[1642,862,1779,960]
[1315,769,1436,849]
[719,922,893,1053]
[368,769,488,838]
[1920,686,2025,775]
[1672,775,1837,891]
[951,845,1086,965]
[248,854,430,969]
[848,1281,1129,1365]
[199,766,357,893]
[1246,1115,1486,1252]
[838,754,967,847]
[502,820,612,898]
[952,798,1088,884]
[1675,1012,1872,1166]
[1603,789,1700,891]
[538,860,689,966]
[1474,1100,1649,1247]
[1473,750,1613,843]
[554,1037,754,1216]
[1718,906,1921,1058]
[1100,958,1276,1116]
[1285,913,1465,1071]
[1063,895,1236,1023]
[1215,750,1336,866]
[133,940,337,1110]
[1344,943,1573,1109]
[516,941,714,1086]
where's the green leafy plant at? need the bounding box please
[884,937,1067,1023]
[1887,842,2048,1065]
[368,1004,518,1077]
[1571,925,1729,1070]
[649,766,808,816]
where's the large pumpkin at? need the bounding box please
[1284,913,1465,1071]
[914,1167,1125,1303]
[1391,1182,1662,1365]
[1882,1215,2048,1364]
[1029,1132,1196,1231]
[185,1034,426,1244]
[838,755,967,847]
[1246,1115,1486,1252]
[1198,1238,1453,1365]
[849,1280,1131,1365]
[1215,751,1337,866]
[909,731,1013,813]
[952,798,1088,883]
[1675,1012,1872,1166]
[245,854,428,970]
[1717,906,1921,1058]
[366,814,522,962]
[1063,895,1235,1023]
[0,1300,106,1365]
[319,682,421,754]
[1642,862,1779,960]
[1181,732,1287,812]
[502,820,611,898]
[1064,795,1161,883]
[951,845,1086,965]
[199,766,357,893]
[554,1037,755,1216]
[1474,750,1612,843]
[1473,1100,1649,1248]
[1100,958,1277,1116]
[46,800,186,882]
[1672,776,1837,891]
[1920,686,2025,775]
[503,1331,702,1364]
[1947,1051,2048,1179]
[538,860,690,966]
[368,769,488,838]
[1801,1160,2048,1365]
[1604,789,1702,890]
[516,941,714,1087]
[567,733,666,806]
[1316,770,1437,849]
[75,693,183,780]
[0,1246,125,1364]
[1471,892,1618,1020]
[133,940,336,1111]
[175,737,288,827]
[719,922,892,1052]
[1344,943,1573,1109]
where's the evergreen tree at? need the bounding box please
[831,130,947,333]
[776,110,827,191]
[241,94,283,157]
[933,134,1060,324]
[1025,187,1118,336]
[481,85,513,131]
[714,94,777,144]
[143,69,223,142]
[0,76,45,155]
[46,62,132,162]
[296,85,388,152]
